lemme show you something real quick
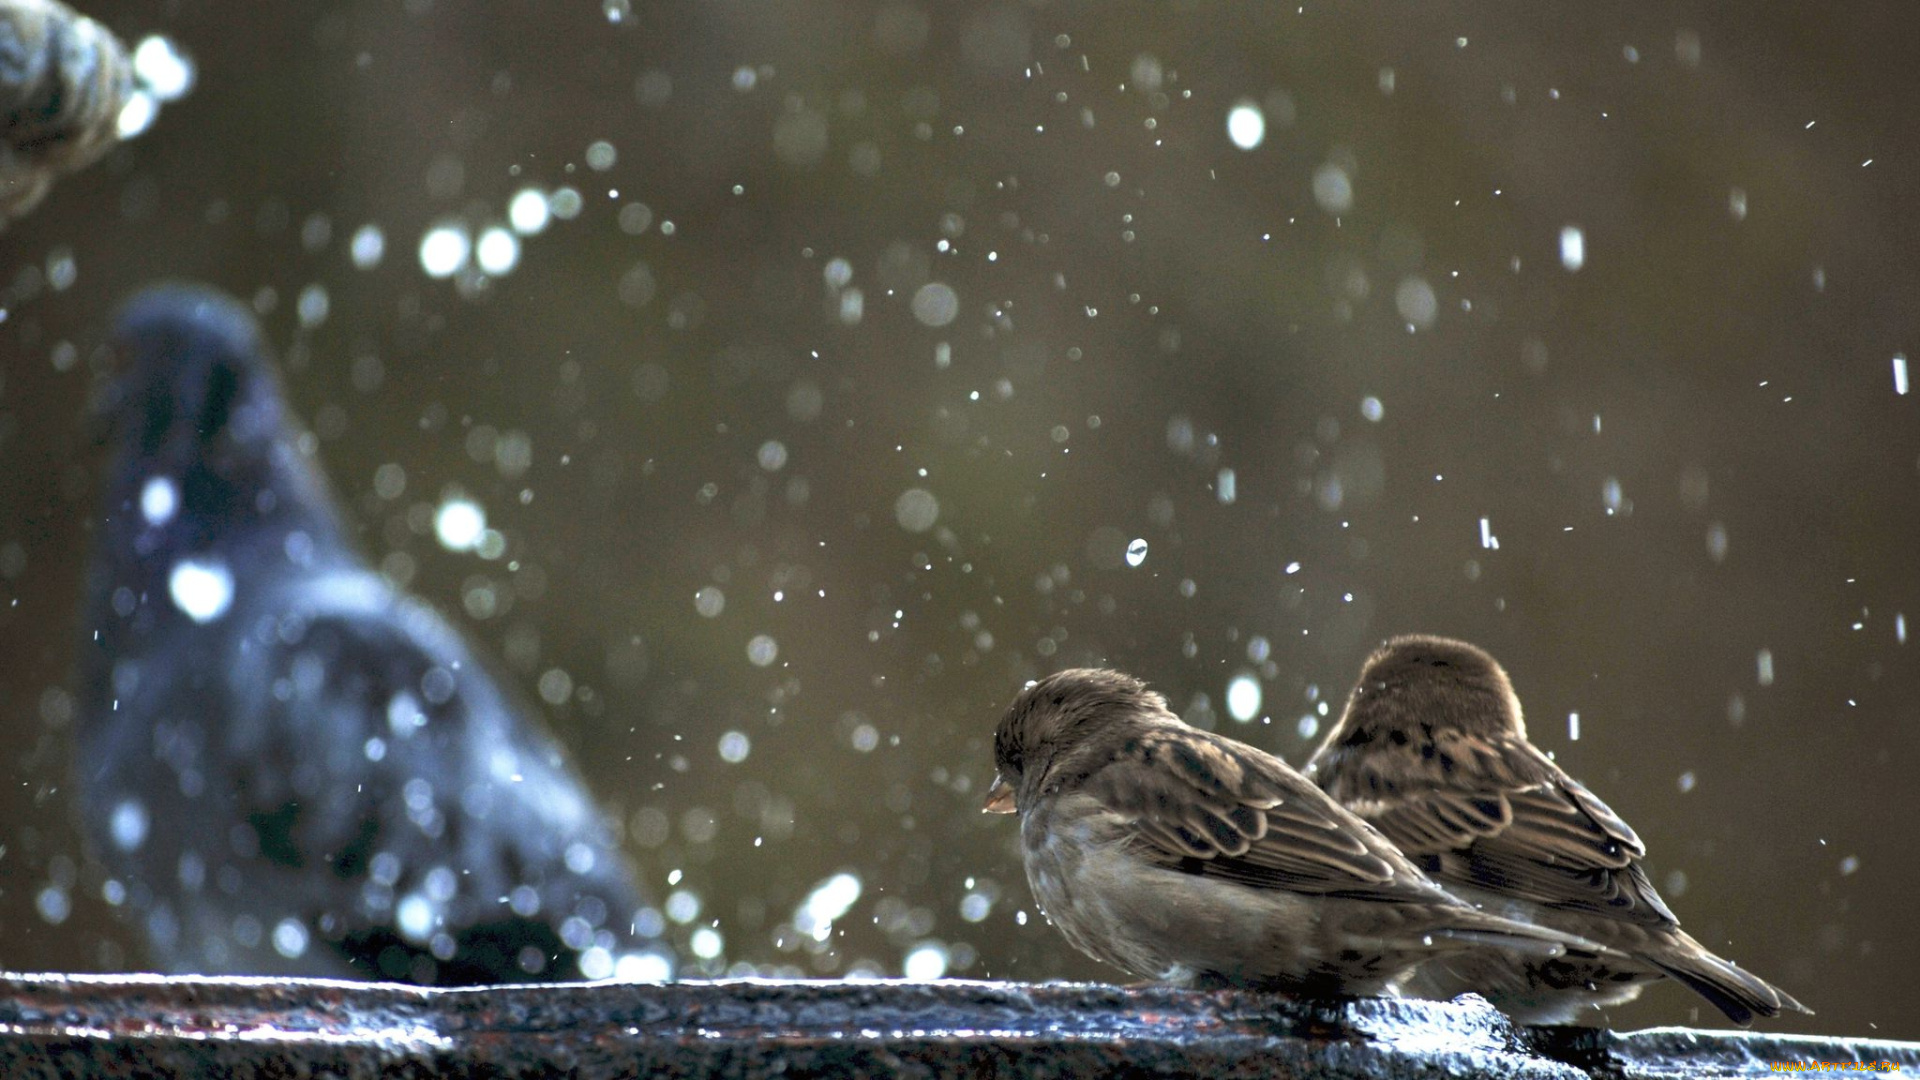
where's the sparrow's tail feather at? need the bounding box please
[1646,931,1811,1027]
[1433,910,1613,962]
[1435,927,1565,960]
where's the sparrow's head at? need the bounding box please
[984,667,1171,814]
[1315,634,1525,762]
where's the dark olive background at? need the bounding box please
[1,1,1914,1037]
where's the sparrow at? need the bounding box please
[73,282,669,984]
[984,667,1611,998]
[1306,634,1809,1025]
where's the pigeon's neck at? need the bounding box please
[119,429,348,542]
[85,432,361,651]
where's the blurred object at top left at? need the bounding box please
[0,0,191,226]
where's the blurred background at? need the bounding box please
[0,0,1914,1037]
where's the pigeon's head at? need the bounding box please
[106,283,285,464]
[90,283,337,559]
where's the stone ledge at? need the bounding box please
[0,973,1910,1079]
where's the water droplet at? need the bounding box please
[110,800,150,852]
[509,189,552,235]
[959,891,993,923]
[579,946,614,979]
[116,91,157,139]
[797,873,862,941]
[350,225,386,269]
[1226,102,1265,150]
[1559,225,1586,272]
[35,887,70,925]
[396,895,435,942]
[1395,277,1437,329]
[434,497,485,551]
[895,488,939,532]
[615,951,673,982]
[549,188,583,220]
[475,227,520,275]
[132,35,195,101]
[140,476,177,526]
[538,668,573,705]
[1226,675,1262,722]
[910,282,959,327]
[167,558,234,623]
[1312,163,1353,213]
[903,941,950,979]
[746,634,779,666]
[560,841,591,876]
[418,223,471,278]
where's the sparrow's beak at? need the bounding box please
[982,773,1016,814]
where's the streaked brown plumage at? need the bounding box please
[1306,634,1810,1025]
[985,667,1612,998]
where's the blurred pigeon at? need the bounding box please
[74,282,669,984]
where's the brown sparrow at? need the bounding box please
[1307,634,1809,1025]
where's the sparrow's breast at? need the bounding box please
[1019,792,1207,981]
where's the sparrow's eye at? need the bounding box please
[994,729,1023,774]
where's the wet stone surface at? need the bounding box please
[0,974,1913,1079]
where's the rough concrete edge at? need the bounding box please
[1525,1021,1920,1079]
[0,973,1912,1079]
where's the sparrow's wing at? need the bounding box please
[1322,730,1676,924]
[1076,727,1439,902]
